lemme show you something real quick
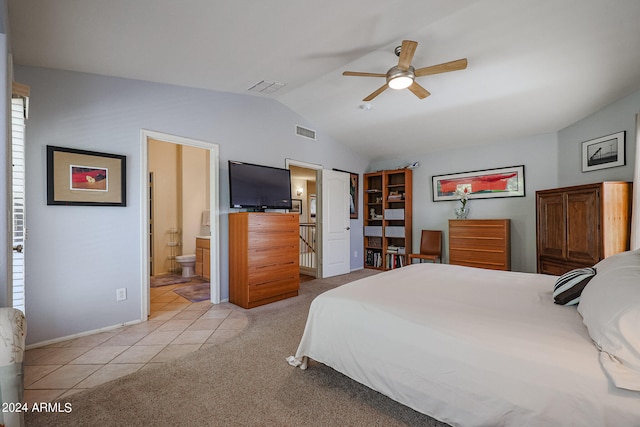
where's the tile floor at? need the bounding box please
[23,278,249,404]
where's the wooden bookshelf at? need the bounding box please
[363,169,412,270]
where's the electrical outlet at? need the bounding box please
[116,288,127,301]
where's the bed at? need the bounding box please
[288,250,640,426]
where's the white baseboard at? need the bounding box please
[26,318,143,350]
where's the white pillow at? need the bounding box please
[592,248,640,272]
[577,250,640,391]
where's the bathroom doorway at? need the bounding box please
[140,130,220,319]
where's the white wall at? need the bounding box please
[369,133,559,273]
[17,65,368,345]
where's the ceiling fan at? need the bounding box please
[342,40,467,101]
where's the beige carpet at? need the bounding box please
[25,270,450,427]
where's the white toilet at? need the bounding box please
[175,254,196,278]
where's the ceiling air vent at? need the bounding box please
[295,125,316,141]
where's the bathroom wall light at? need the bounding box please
[296,187,303,196]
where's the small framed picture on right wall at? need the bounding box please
[581,131,625,172]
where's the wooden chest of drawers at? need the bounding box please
[229,212,300,309]
[449,219,511,271]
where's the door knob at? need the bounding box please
[345,227,351,230]
[13,245,23,253]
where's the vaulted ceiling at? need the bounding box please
[8,0,640,160]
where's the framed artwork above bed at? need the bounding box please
[432,165,525,202]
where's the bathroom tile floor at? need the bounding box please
[23,278,249,404]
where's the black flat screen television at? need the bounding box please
[228,160,292,210]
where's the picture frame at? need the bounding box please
[432,165,525,202]
[334,169,358,219]
[47,145,127,207]
[581,131,625,172]
[290,199,302,214]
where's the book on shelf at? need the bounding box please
[366,250,383,268]
[387,246,405,254]
[385,253,405,269]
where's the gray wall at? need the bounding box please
[369,88,639,273]
[16,66,367,345]
[369,133,558,273]
[558,90,639,186]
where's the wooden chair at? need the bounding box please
[408,230,442,263]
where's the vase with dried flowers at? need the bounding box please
[454,186,470,219]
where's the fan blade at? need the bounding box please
[415,58,468,77]
[342,71,387,78]
[363,84,388,101]
[398,40,418,70]
[408,82,430,99]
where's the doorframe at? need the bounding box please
[140,129,220,320]
[285,158,323,278]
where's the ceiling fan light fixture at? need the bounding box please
[388,76,413,90]
[386,65,415,90]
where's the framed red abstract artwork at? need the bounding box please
[432,165,525,202]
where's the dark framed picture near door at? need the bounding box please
[334,169,358,219]
[47,145,127,207]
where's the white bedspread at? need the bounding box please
[290,263,640,426]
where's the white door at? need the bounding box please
[320,169,351,278]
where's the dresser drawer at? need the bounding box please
[248,276,299,303]
[449,225,507,238]
[449,236,507,251]
[247,261,298,286]
[248,245,298,267]
[538,258,590,276]
[247,230,298,249]
[450,249,508,270]
[248,214,298,231]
